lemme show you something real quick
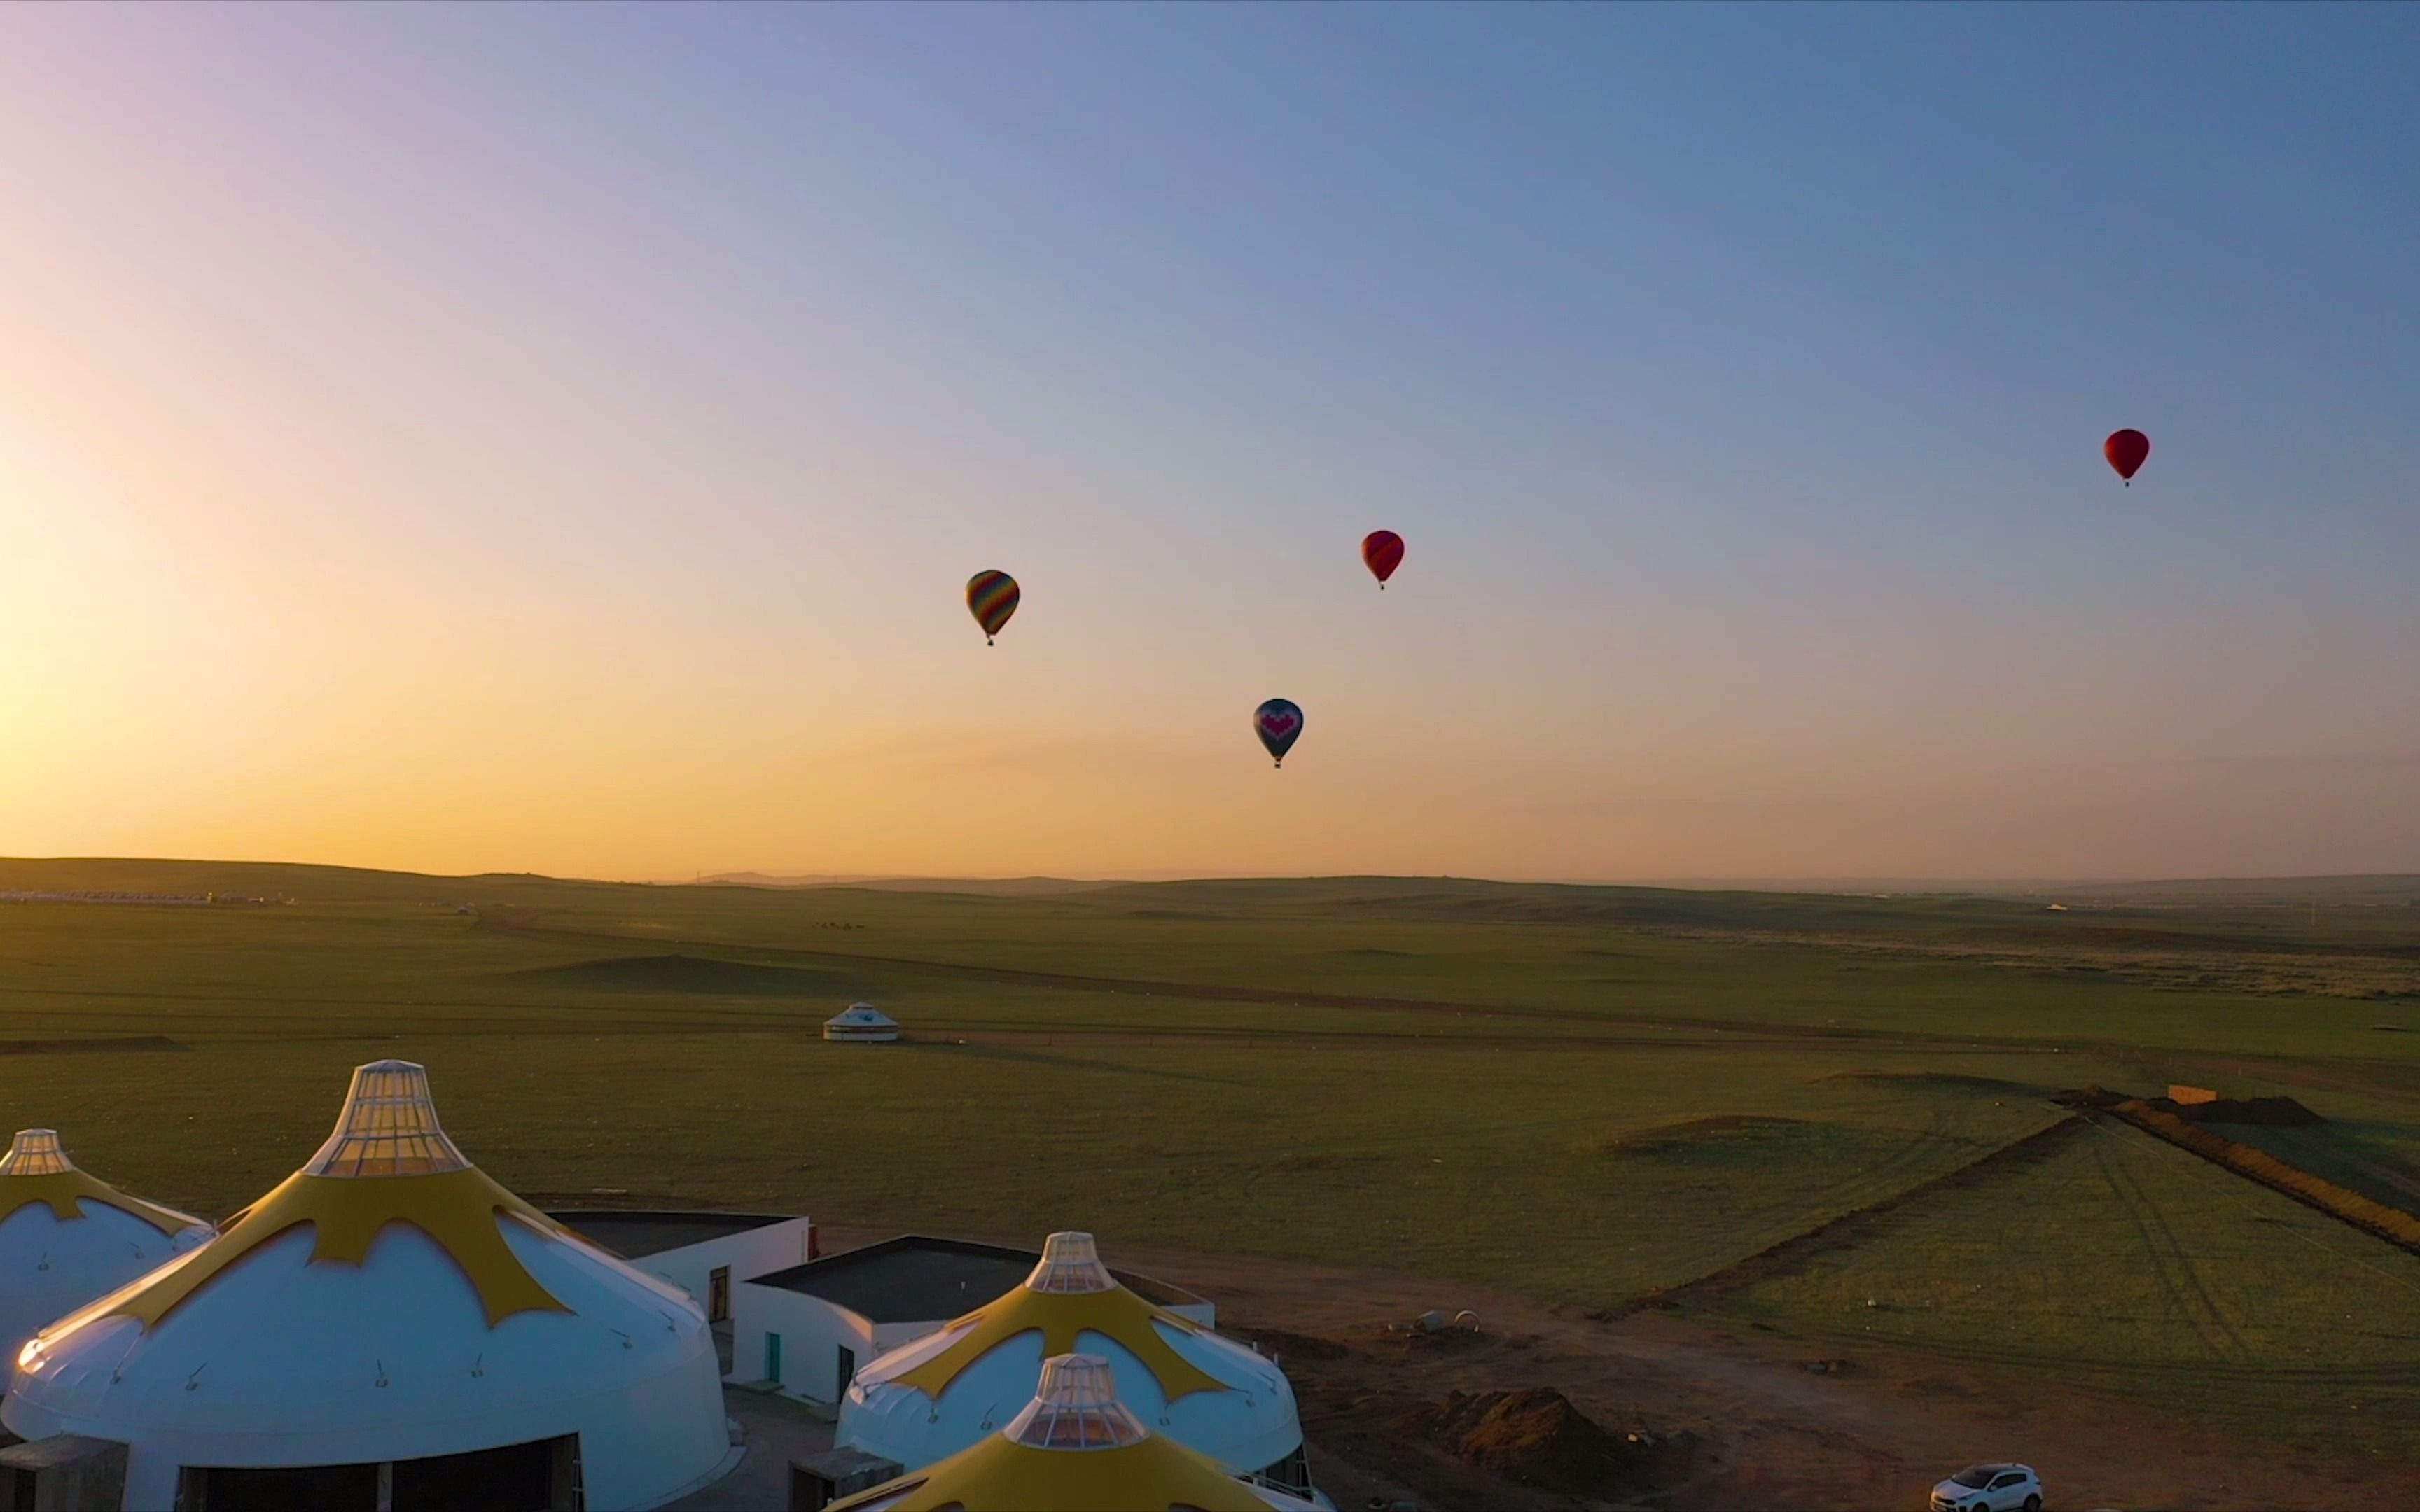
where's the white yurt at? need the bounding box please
[4,1060,732,1512]
[840,1233,1315,1498]
[824,1003,901,1042]
[0,1128,212,1373]
[832,1353,1323,1512]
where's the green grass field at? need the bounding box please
[4,858,2418,1460]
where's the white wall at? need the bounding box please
[1162,1298,1215,1329]
[729,1286,932,1405]
[623,1217,815,1340]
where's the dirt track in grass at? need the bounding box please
[820,1226,2420,1511]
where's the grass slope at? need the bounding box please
[0,858,2414,1460]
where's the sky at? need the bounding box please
[1,3,2416,883]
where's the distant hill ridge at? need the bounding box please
[693,872,1120,896]
[0,858,2412,913]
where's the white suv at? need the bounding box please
[1930,1463,2043,1512]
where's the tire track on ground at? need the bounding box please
[2085,1118,2246,1362]
[1643,1114,2088,1314]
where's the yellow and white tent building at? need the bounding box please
[831,1352,1323,1512]
[0,1128,212,1375]
[838,1233,1316,1499]
[4,1060,733,1511]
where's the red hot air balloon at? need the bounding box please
[2104,429,2150,486]
[1361,531,1405,589]
[966,570,1020,645]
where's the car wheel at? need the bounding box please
[2024,1497,2041,1512]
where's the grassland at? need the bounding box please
[3,858,2418,1462]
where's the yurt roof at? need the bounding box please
[832,1354,1316,1512]
[875,1232,1225,1404]
[5,1061,732,1508]
[0,1129,206,1238]
[827,1003,898,1026]
[78,1061,573,1333]
[841,1233,1303,1480]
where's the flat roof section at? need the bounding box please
[549,1210,800,1259]
[747,1235,1204,1324]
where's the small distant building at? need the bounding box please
[2169,1084,2221,1105]
[824,1003,900,1043]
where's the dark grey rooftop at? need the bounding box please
[548,1210,799,1259]
[746,1235,1203,1324]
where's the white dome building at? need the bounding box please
[833,1353,1323,1512]
[824,1003,901,1042]
[840,1233,1315,1499]
[5,1060,733,1512]
[0,1128,212,1373]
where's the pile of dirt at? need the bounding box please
[2167,1095,2324,1126]
[2060,1084,2323,1126]
[1224,1325,1349,1363]
[1395,1387,1678,1495]
[1825,1070,2029,1093]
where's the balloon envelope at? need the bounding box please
[966,570,1020,643]
[1361,531,1404,587]
[2104,429,2150,484]
[1253,699,1304,766]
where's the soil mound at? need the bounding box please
[2061,1085,2323,1126]
[1599,1115,1808,1156]
[2170,1095,2324,1126]
[1227,1325,1349,1362]
[503,953,868,997]
[1396,1387,1666,1494]
[1826,1070,2028,1093]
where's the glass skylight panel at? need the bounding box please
[0,1129,74,1177]
[1003,1353,1149,1450]
[301,1060,471,1177]
[1024,1230,1117,1294]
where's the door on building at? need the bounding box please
[836,1345,857,1399]
[764,1331,783,1385]
[707,1265,731,1323]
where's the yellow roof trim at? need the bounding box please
[890,1285,1229,1404]
[833,1434,1272,1512]
[0,1171,200,1238]
[109,1167,573,1331]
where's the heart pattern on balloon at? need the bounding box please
[1259,711,1300,736]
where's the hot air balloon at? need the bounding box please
[1361,530,1404,589]
[1253,699,1304,768]
[966,570,1020,645]
[2104,429,2150,486]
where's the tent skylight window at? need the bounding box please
[0,1129,74,1177]
[302,1060,471,1177]
[1002,1354,1150,1450]
[1024,1230,1117,1295]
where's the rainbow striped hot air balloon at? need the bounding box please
[966,570,1020,645]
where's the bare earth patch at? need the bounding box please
[1100,1238,2420,1511]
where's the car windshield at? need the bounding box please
[1951,1467,1998,1489]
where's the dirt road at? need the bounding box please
[817,1227,2416,1511]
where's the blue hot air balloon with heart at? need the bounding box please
[1253,699,1304,768]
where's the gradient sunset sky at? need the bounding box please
[4,4,2416,882]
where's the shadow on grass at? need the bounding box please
[911,1040,1253,1087]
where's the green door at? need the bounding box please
[765,1331,782,1383]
